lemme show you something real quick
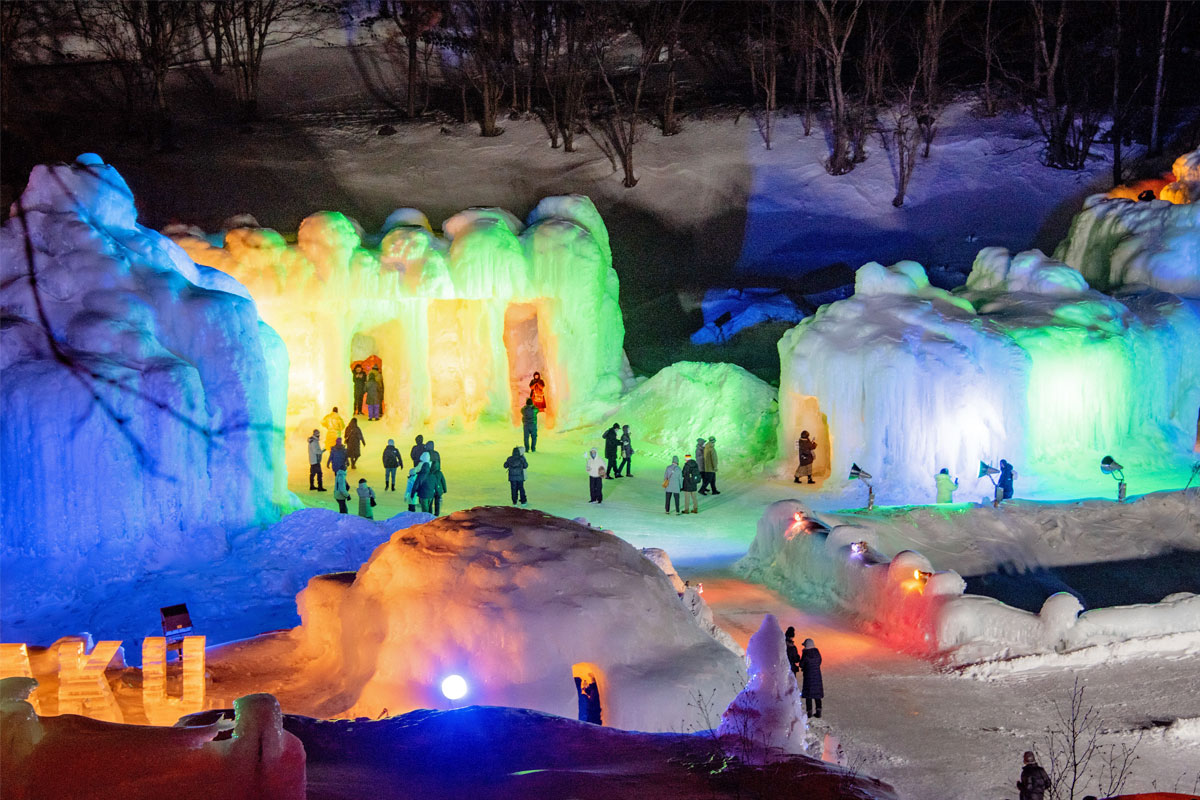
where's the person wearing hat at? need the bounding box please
[798,636,823,718]
[356,478,376,519]
[307,429,326,491]
[700,436,720,495]
[382,439,403,491]
[1017,751,1051,800]
[784,626,801,675]
[795,431,817,484]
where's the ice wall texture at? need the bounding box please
[1055,145,1200,296]
[778,250,1200,502]
[173,194,628,431]
[0,155,288,618]
[291,507,746,732]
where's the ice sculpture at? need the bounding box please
[0,155,288,622]
[777,251,1200,501]
[172,194,629,431]
[290,507,745,732]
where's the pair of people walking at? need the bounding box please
[332,470,375,519]
[663,454,702,513]
[404,444,446,515]
[785,627,824,718]
[694,436,719,494]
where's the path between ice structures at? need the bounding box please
[287,419,1200,800]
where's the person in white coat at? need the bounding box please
[307,429,326,491]
[585,448,606,503]
[935,468,958,503]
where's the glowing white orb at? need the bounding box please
[441,674,468,700]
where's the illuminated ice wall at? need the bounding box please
[0,155,289,608]
[778,250,1200,502]
[174,195,628,431]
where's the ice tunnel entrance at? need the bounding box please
[349,322,406,420]
[504,303,552,427]
[795,396,831,482]
[572,662,605,726]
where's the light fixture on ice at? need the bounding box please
[440,674,468,701]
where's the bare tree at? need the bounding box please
[538,2,591,151]
[848,1,893,164]
[883,81,922,207]
[444,0,513,137]
[381,1,442,119]
[914,0,961,158]
[746,0,779,149]
[976,0,1000,116]
[1149,0,1170,155]
[783,2,819,137]
[658,1,690,137]
[1029,0,1102,170]
[813,0,863,175]
[1040,678,1141,800]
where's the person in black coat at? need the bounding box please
[352,364,367,416]
[381,439,403,490]
[798,637,823,718]
[410,435,425,466]
[504,446,528,505]
[784,626,801,675]
[602,423,621,478]
[998,459,1017,499]
[1017,751,1051,800]
[521,397,539,453]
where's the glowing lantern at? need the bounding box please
[440,674,468,701]
[849,541,868,557]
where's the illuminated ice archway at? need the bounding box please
[173,197,629,433]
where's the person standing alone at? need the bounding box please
[795,431,817,484]
[1016,751,1050,800]
[382,439,403,491]
[356,478,376,519]
[521,397,539,453]
[321,407,345,445]
[504,446,529,506]
[700,436,720,494]
[586,448,606,503]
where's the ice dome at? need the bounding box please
[290,507,746,731]
[1,155,288,622]
[1055,145,1200,296]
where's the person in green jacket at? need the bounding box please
[356,478,375,519]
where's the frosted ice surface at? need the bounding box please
[717,613,806,762]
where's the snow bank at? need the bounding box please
[718,614,807,762]
[777,252,1200,502]
[690,288,807,345]
[173,193,629,431]
[1054,145,1200,295]
[1,155,288,628]
[291,507,746,732]
[642,547,744,657]
[610,361,778,468]
[0,681,305,800]
[738,500,1200,663]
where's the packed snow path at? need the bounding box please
[695,573,1200,800]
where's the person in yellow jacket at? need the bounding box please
[321,406,345,442]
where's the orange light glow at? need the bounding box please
[1107,174,1172,202]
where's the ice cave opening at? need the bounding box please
[571,661,606,724]
[504,302,553,427]
[793,395,831,483]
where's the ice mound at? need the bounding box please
[291,507,746,731]
[611,361,778,468]
[717,614,807,762]
[690,288,807,345]
[1,155,288,622]
[778,253,1200,501]
[1055,145,1200,295]
[173,194,628,430]
[1,681,305,800]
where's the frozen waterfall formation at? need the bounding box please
[0,155,288,600]
[777,147,1200,501]
[290,506,745,732]
[172,194,629,431]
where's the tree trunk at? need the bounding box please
[1150,0,1170,155]
[406,28,418,118]
[982,0,995,115]
[803,46,816,135]
[1111,0,1121,186]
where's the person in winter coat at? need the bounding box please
[307,430,326,491]
[663,456,682,514]
[410,435,425,466]
[700,436,720,494]
[602,424,621,478]
[352,364,367,416]
[333,469,351,514]
[681,454,701,513]
[424,439,440,468]
[429,451,447,515]
[365,370,382,421]
[413,452,437,514]
[798,637,823,718]
[521,398,539,453]
[1017,751,1051,800]
[504,446,529,505]
[785,626,801,675]
[998,459,1017,500]
[356,478,376,519]
[321,407,345,443]
[344,418,365,469]
[529,371,547,412]
[404,457,425,512]
[382,439,403,491]
[586,448,606,503]
[695,438,706,472]
[935,468,958,503]
[617,425,633,477]
[327,437,349,474]
[795,431,817,484]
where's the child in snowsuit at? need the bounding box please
[356,478,375,519]
[799,637,823,718]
